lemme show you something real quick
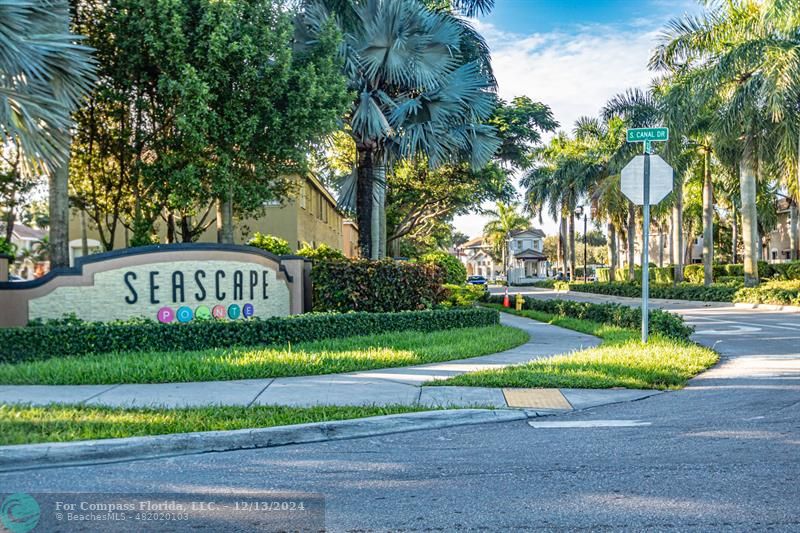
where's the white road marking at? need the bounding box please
[778,322,800,328]
[528,420,651,428]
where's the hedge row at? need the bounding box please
[310,259,445,312]
[597,261,800,284]
[567,281,739,302]
[0,308,499,364]
[733,280,800,306]
[487,295,693,341]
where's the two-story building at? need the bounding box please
[67,173,358,266]
[458,227,548,284]
[506,228,547,283]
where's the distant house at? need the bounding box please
[506,228,547,283]
[457,236,501,281]
[458,227,548,284]
[0,223,48,280]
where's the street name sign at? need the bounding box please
[620,154,673,205]
[626,127,669,143]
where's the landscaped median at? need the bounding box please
[0,308,528,384]
[426,299,718,390]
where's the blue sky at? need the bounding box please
[453,0,701,238]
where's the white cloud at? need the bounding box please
[454,21,662,239]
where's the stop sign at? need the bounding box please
[620,154,673,206]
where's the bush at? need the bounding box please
[683,264,704,284]
[565,280,738,302]
[297,242,346,262]
[652,266,673,284]
[441,284,486,307]
[531,279,555,288]
[486,295,693,341]
[311,259,446,312]
[0,307,499,364]
[733,279,800,306]
[554,280,570,291]
[419,251,467,285]
[248,233,291,255]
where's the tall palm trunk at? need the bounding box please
[658,222,664,268]
[568,211,576,280]
[49,161,70,268]
[373,163,386,260]
[731,203,738,264]
[790,200,798,261]
[80,209,89,256]
[672,175,684,283]
[627,202,635,281]
[560,216,568,277]
[608,220,617,282]
[668,216,674,265]
[740,139,760,287]
[702,149,713,286]
[356,147,376,259]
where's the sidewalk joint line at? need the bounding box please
[246,379,274,407]
[81,384,121,405]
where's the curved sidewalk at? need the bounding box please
[0,314,660,411]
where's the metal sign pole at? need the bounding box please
[641,144,651,343]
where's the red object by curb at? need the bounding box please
[503,287,510,307]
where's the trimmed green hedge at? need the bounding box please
[566,281,738,302]
[733,280,800,306]
[0,308,499,364]
[311,259,445,312]
[486,295,693,341]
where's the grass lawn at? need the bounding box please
[0,325,528,385]
[426,305,718,390]
[0,404,436,446]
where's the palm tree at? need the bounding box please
[651,0,800,286]
[300,0,500,259]
[483,201,528,277]
[0,0,95,267]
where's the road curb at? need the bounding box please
[0,409,528,472]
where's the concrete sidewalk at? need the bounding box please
[0,314,660,411]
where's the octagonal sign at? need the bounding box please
[620,154,673,206]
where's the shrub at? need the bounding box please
[733,279,800,306]
[554,280,570,291]
[419,251,467,285]
[0,237,16,257]
[486,295,693,341]
[531,279,555,288]
[683,264,704,284]
[596,268,610,283]
[248,233,291,255]
[651,266,673,284]
[565,280,738,302]
[770,260,800,280]
[441,284,486,307]
[311,259,446,312]
[0,308,499,363]
[297,242,346,262]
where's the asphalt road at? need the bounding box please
[2,297,798,531]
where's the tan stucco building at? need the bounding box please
[68,174,358,264]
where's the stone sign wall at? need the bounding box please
[0,244,311,327]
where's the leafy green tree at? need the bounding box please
[70,0,349,248]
